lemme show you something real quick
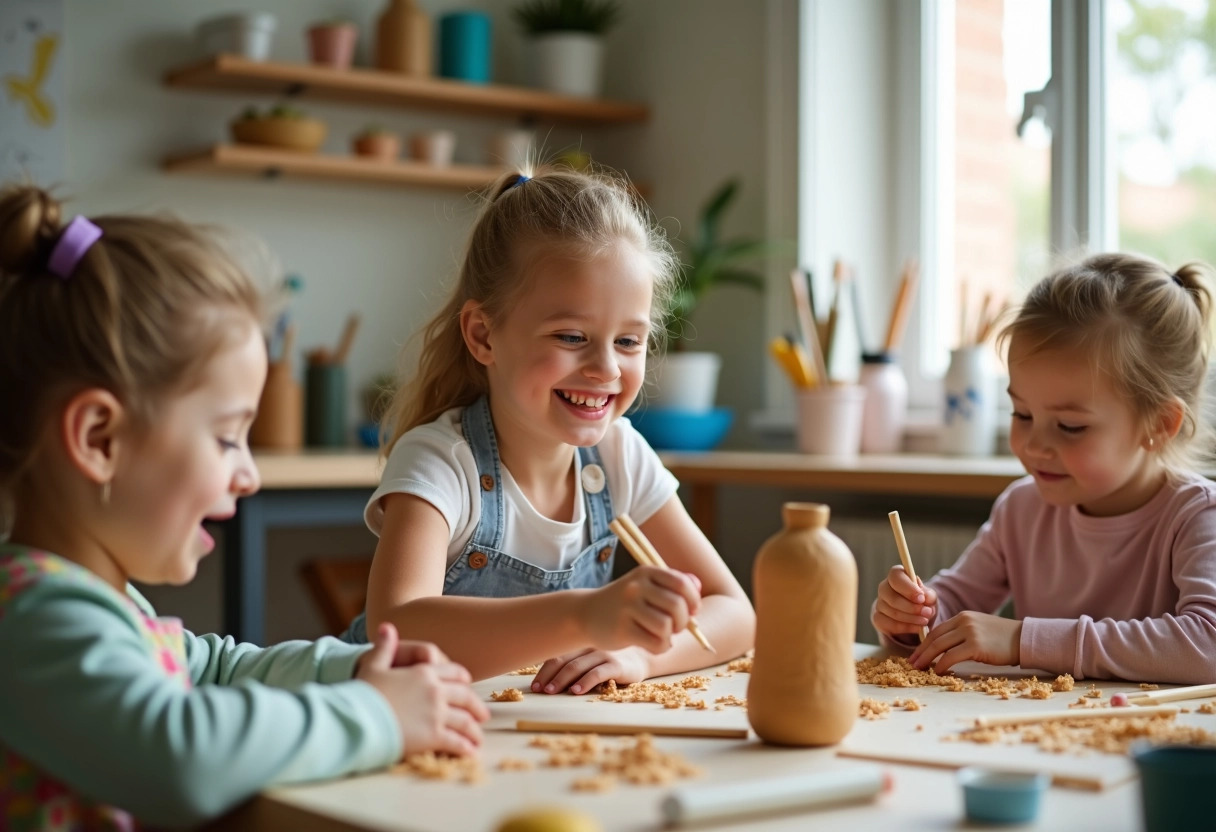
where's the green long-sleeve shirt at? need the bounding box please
[0,545,401,829]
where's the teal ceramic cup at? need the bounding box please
[957,767,1048,824]
[1135,744,1216,831]
[439,11,491,83]
[305,363,347,447]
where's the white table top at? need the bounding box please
[232,645,1178,831]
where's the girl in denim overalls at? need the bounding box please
[347,167,755,694]
[0,185,485,830]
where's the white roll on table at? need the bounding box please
[660,765,890,827]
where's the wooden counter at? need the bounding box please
[218,645,1155,831]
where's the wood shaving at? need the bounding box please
[1198,701,1216,715]
[954,710,1216,755]
[893,697,923,711]
[856,657,1064,700]
[496,758,533,771]
[1084,685,1102,699]
[1053,674,1075,692]
[860,698,892,720]
[508,665,542,676]
[527,733,700,791]
[490,688,524,702]
[595,676,710,709]
[713,694,747,708]
[1140,683,1160,690]
[393,752,483,784]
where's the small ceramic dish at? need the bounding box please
[957,767,1049,824]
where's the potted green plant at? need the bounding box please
[649,179,774,412]
[513,0,620,97]
[352,125,401,160]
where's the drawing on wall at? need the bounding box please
[1,0,64,186]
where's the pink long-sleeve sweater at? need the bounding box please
[884,474,1216,684]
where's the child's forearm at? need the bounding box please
[372,592,595,680]
[642,594,755,679]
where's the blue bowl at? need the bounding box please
[357,421,380,449]
[958,767,1048,824]
[629,407,733,451]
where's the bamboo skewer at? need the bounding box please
[515,720,747,739]
[1126,683,1216,706]
[888,511,929,642]
[332,313,362,365]
[883,259,920,353]
[789,268,829,386]
[610,515,715,653]
[824,260,848,368]
[972,704,1179,729]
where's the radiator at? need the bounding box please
[830,516,982,643]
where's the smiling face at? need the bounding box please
[1006,337,1164,516]
[109,317,266,585]
[476,241,654,454]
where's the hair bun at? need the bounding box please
[0,184,63,275]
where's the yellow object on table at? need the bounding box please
[496,806,602,832]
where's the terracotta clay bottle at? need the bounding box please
[375,0,432,76]
[747,502,859,746]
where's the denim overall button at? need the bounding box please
[597,546,612,563]
[479,474,495,491]
[468,551,489,569]
[581,463,605,494]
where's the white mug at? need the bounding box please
[409,130,456,166]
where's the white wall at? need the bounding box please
[43,0,777,640]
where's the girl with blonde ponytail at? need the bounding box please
[349,167,754,691]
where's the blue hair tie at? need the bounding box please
[509,174,531,190]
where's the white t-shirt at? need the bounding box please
[364,407,679,571]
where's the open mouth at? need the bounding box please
[556,389,612,410]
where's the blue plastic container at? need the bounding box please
[1135,744,1216,832]
[439,11,491,83]
[957,767,1048,824]
[629,407,733,452]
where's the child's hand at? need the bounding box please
[584,565,702,654]
[357,623,489,758]
[530,647,650,695]
[908,612,1023,675]
[355,637,449,673]
[872,565,938,638]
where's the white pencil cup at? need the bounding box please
[859,352,908,454]
[940,346,998,456]
[796,385,867,457]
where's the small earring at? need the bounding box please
[100,481,111,505]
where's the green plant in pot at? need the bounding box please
[513,0,621,98]
[647,178,773,415]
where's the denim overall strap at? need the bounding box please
[577,442,615,541]
[461,395,507,552]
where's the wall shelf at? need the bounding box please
[164,55,649,126]
[162,143,506,190]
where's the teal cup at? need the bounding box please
[305,363,347,447]
[1135,744,1216,831]
[439,11,492,83]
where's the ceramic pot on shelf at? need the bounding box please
[375,0,431,76]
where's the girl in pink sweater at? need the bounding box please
[874,253,1216,683]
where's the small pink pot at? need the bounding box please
[308,23,358,68]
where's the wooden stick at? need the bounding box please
[972,704,1179,728]
[516,720,747,739]
[959,279,970,347]
[789,268,828,386]
[975,299,1007,345]
[1126,683,1216,706]
[887,511,929,642]
[332,313,362,365]
[882,259,919,354]
[610,516,715,653]
[823,260,847,369]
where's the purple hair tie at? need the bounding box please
[47,216,103,280]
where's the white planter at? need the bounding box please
[527,32,604,98]
[196,13,277,61]
[647,352,721,413]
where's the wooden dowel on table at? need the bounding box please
[972,704,1179,728]
[888,511,929,643]
[1126,683,1216,706]
[515,720,747,739]
[610,515,715,653]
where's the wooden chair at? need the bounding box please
[300,556,373,636]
